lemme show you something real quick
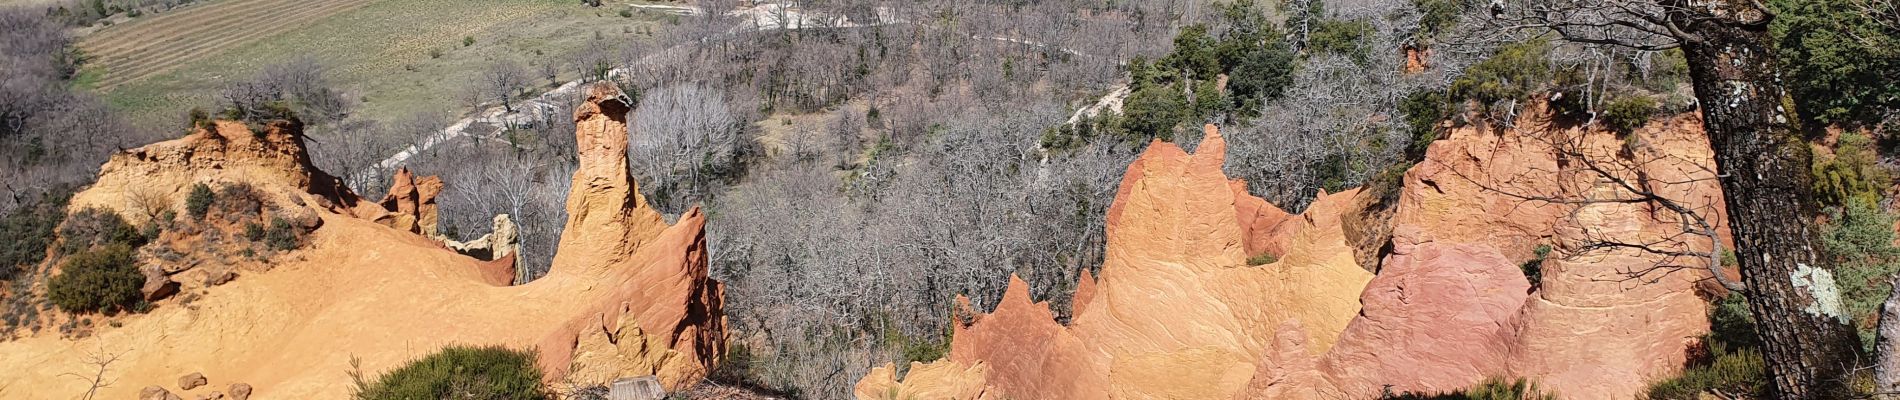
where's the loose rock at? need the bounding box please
[228,383,252,400]
[177,372,207,390]
[139,386,182,400]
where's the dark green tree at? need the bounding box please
[1772,0,1900,126]
[1121,84,1190,141]
[47,243,142,313]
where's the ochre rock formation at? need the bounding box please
[1286,107,1724,399]
[1281,109,1726,399]
[446,213,521,261]
[856,360,996,400]
[374,167,443,236]
[864,107,1727,399]
[68,119,363,225]
[0,83,723,398]
[858,125,1375,399]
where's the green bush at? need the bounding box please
[1602,96,1659,134]
[1811,132,1892,208]
[265,217,301,251]
[1212,0,1274,66]
[1121,83,1189,141]
[187,108,213,132]
[1708,292,1758,349]
[1226,35,1296,115]
[1161,24,1222,82]
[352,345,549,400]
[243,222,265,241]
[58,207,144,255]
[1311,153,1353,193]
[1451,39,1552,113]
[1412,0,1472,41]
[1399,89,1452,160]
[1652,284,1769,399]
[1772,0,1900,126]
[185,183,214,219]
[462,36,476,47]
[1520,245,1551,288]
[878,320,952,376]
[1638,49,1690,93]
[47,243,143,314]
[214,183,265,220]
[1041,125,1080,151]
[0,191,70,281]
[1247,253,1279,266]
[1308,18,1374,64]
[1643,340,1767,399]
[901,335,949,365]
[1381,377,1557,400]
[1820,197,1900,348]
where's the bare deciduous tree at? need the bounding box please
[629,84,742,213]
[481,59,531,112]
[0,6,141,212]
[125,186,171,223]
[219,57,352,125]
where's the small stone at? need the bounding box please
[227,383,253,400]
[141,269,179,301]
[178,372,207,390]
[290,206,322,229]
[204,270,236,286]
[138,386,180,400]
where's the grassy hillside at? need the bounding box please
[80,0,670,126]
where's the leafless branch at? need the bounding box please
[58,345,125,400]
[1439,124,1743,292]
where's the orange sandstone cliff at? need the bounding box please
[0,83,723,398]
[857,125,1376,399]
[862,109,1727,399]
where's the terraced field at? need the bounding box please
[80,0,376,90]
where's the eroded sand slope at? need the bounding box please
[0,83,723,398]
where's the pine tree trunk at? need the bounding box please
[1671,2,1865,398]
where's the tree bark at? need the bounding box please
[1670,2,1865,398]
[1878,278,1900,399]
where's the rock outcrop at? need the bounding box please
[858,125,1375,399]
[862,107,1726,399]
[0,83,724,398]
[68,119,363,224]
[1277,107,1723,399]
[539,84,726,390]
[445,213,520,262]
[373,167,443,236]
[856,360,996,400]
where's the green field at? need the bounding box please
[81,0,672,127]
